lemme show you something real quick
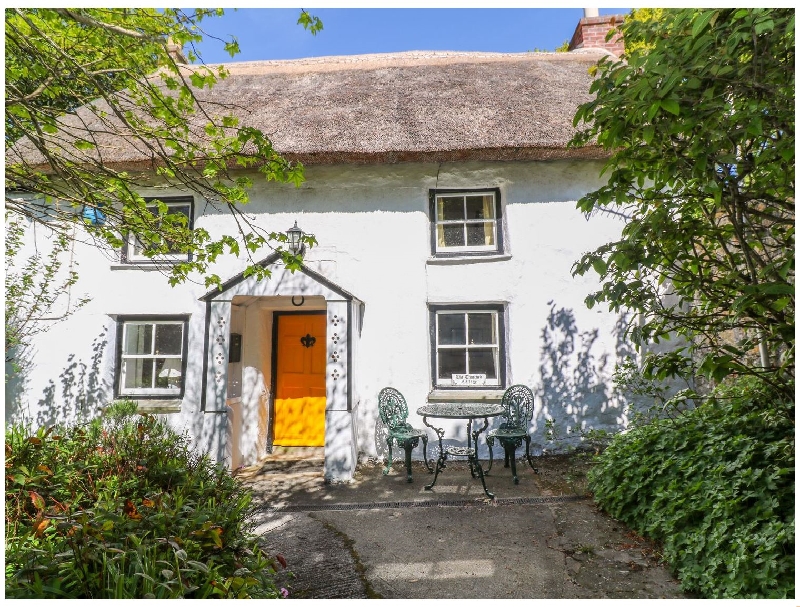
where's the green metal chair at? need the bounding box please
[378,387,433,482]
[485,384,539,484]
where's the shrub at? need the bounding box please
[5,402,285,598]
[588,377,794,598]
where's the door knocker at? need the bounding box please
[300,334,316,348]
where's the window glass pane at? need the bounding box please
[124,324,153,355]
[159,205,190,254]
[439,349,467,378]
[155,358,183,389]
[439,224,464,247]
[129,203,191,257]
[469,349,497,379]
[168,204,191,222]
[164,205,191,254]
[466,222,494,247]
[131,237,146,258]
[123,358,154,389]
[468,313,496,345]
[154,324,183,355]
[438,314,466,345]
[437,196,465,221]
[466,195,494,219]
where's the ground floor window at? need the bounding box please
[115,316,188,398]
[429,304,506,388]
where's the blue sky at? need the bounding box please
[193,7,631,64]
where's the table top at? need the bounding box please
[417,403,504,419]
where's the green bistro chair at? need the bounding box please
[378,387,433,483]
[485,384,539,484]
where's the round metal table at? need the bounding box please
[416,403,504,499]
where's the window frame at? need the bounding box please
[121,196,194,264]
[114,315,190,399]
[428,304,507,390]
[428,188,503,257]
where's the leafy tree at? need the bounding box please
[5,8,321,369]
[5,8,321,291]
[571,8,794,403]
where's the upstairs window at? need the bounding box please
[116,317,188,398]
[123,197,193,263]
[429,304,506,389]
[429,189,502,255]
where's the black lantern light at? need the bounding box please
[287,221,304,255]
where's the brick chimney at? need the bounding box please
[166,37,187,64]
[568,13,625,57]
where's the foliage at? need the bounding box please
[619,8,665,55]
[5,402,288,598]
[5,213,90,368]
[611,357,696,427]
[544,418,615,454]
[5,8,319,290]
[571,8,794,402]
[588,377,794,598]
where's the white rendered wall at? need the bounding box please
[7,159,628,467]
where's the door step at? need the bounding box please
[236,447,324,478]
[268,446,325,460]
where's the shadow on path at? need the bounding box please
[242,456,689,599]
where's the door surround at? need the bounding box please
[198,251,363,481]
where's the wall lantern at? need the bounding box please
[287,220,304,255]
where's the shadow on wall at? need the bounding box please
[5,344,35,426]
[10,327,112,429]
[536,301,631,451]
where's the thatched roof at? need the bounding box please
[10,50,610,169]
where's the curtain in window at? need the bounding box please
[482,196,494,246]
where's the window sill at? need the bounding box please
[427,254,511,265]
[110,263,184,272]
[133,399,182,414]
[427,389,505,403]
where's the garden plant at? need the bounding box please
[572,8,794,598]
[589,376,794,598]
[5,401,287,598]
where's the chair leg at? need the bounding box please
[506,445,520,484]
[485,437,495,474]
[403,441,414,483]
[421,436,433,473]
[383,439,393,475]
[524,436,539,473]
[504,449,510,468]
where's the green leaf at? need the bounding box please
[754,18,775,36]
[660,98,680,115]
[592,257,608,275]
[691,10,716,37]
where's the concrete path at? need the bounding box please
[240,456,688,599]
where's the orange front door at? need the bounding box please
[273,313,326,446]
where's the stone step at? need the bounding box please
[236,447,324,478]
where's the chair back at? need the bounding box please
[500,385,535,428]
[378,387,409,429]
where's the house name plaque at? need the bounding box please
[452,373,486,386]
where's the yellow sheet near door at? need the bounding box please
[273,313,326,446]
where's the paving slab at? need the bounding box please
[241,456,690,599]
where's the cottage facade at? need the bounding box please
[7,27,633,482]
